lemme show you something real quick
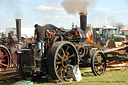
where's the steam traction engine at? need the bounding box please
[0,19,22,71]
[18,13,106,81]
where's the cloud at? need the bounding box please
[34,5,63,11]
[44,15,75,20]
[55,15,74,19]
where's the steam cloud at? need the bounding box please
[61,0,90,14]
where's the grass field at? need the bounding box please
[1,67,128,85]
[34,67,128,85]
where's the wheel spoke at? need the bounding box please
[97,65,104,72]
[56,65,59,70]
[62,68,67,76]
[56,61,62,64]
[60,70,63,78]
[1,60,5,62]
[1,54,7,58]
[94,63,99,66]
[66,52,70,56]
[95,56,102,65]
[57,66,63,73]
[101,62,105,65]
[0,63,8,67]
[68,54,74,59]
[65,46,69,53]
[96,66,103,73]
[68,64,74,68]
[99,66,103,71]
[57,54,62,59]
[0,64,3,70]
[95,66,98,71]
[58,70,63,78]
[94,61,102,73]
[94,60,98,63]
[95,65,98,68]
[61,48,65,56]
[58,67,64,78]
[68,60,72,63]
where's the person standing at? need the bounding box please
[106,37,112,47]
[122,35,128,45]
[34,24,45,58]
[99,37,105,46]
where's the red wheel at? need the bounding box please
[0,46,10,70]
[12,49,18,64]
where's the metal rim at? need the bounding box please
[91,51,106,76]
[0,47,10,70]
[47,41,78,81]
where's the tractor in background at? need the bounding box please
[93,26,126,47]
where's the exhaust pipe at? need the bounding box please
[79,12,87,35]
[15,19,21,43]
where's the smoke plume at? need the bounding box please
[108,17,124,27]
[61,0,90,14]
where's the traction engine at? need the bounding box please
[17,13,106,81]
[0,19,23,71]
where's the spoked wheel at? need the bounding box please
[91,51,106,76]
[0,45,11,71]
[47,41,79,81]
[77,46,85,60]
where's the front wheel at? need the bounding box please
[91,51,106,76]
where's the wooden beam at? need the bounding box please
[103,45,128,53]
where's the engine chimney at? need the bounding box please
[79,12,87,35]
[15,19,21,43]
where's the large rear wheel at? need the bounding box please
[47,41,79,81]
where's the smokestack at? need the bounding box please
[15,19,21,43]
[79,12,87,35]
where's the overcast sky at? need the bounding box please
[0,0,128,30]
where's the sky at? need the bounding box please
[0,0,128,31]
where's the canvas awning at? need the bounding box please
[120,25,128,31]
